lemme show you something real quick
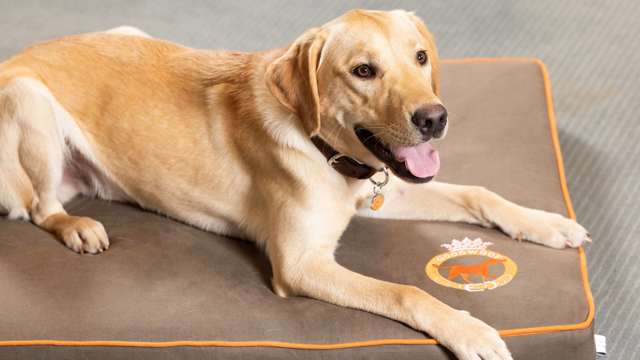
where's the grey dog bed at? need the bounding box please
[0,58,595,359]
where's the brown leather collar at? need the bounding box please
[310,136,378,179]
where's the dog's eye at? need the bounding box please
[416,50,428,66]
[352,64,376,79]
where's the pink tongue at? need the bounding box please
[391,143,440,178]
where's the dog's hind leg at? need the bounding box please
[0,93,33,221]
[0,77,108,254]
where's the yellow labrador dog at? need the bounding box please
[0,10,589,360]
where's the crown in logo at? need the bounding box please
[441,237,493,252]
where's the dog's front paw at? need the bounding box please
[433,309,512,360]
[500,208,590,249]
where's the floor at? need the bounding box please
[1,0,638,358]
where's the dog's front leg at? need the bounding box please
[357,179,589,249]
[265,209,512,360]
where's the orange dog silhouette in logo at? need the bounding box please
[434,258,506,283]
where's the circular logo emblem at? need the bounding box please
[425,238,517,292]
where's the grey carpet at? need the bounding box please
[0,0,637,358]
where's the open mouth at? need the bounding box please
[354,126,440,183]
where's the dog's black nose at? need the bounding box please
[411,104,447,138]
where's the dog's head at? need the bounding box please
[266,9,445,183]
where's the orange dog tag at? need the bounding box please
[368,167,389,211]
[370,193,384,211]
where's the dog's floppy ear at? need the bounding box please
[265,28,326,136]
[407,13,440,96]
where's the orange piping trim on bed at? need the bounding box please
[0,57,594,349]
